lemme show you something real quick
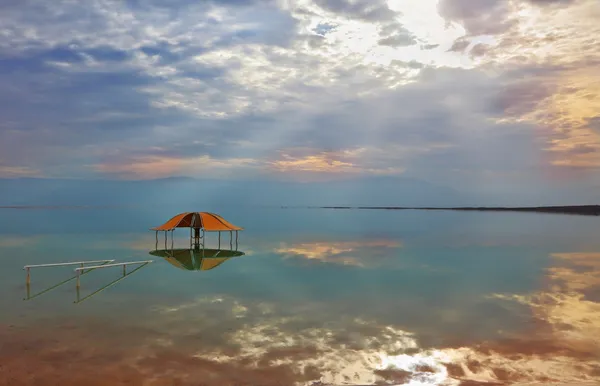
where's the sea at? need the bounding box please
[1,206,599,385]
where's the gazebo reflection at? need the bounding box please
[149,248,245,271]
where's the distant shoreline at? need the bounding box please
[317,205,600,216]
[3,204,600,216]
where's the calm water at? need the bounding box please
[1,207,599,385]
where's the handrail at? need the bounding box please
[24,259,116,285]
[73,260,153,272]
[24,260,115,269]
[24,260,114,301]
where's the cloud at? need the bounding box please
[0,165,41,178]
[525,0,578,6]
[494,66,600,169]
[0,0,598,201]
[378,33,416,48]
[438,0,517,36]
[92,155,259,179]
[448,0,600,172]
[438,0,580,37]
[267,147,407,177]
[312,0,398,22]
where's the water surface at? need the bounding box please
[1,207,599,385]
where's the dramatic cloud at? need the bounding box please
[438,0,516,36]
[0,0,598,199]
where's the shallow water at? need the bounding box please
[1,207,599,385]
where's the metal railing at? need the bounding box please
[24,259,115,284]
[24,260,115,301]
[23,260,115,269]
[23,259,154,302]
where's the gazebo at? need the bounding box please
[151,212,244,249]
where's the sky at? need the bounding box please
[0,0,599,196]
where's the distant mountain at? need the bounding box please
[0,176,469,207]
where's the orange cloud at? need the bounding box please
[268,148,406,176]
[92,155,258,179]
[271,153,355,173]
[513,69,600,169]
[475,0,600,170]
[0,165,41,178]
[93,156,184,178]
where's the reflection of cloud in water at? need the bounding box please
[4,247,600,385]
[153,296,451,385]
[481,251,600,384]
[548,253,600,294]
[144,251,600,385]
[499,252,600,352]
[275,239,402,267]
[148,296,598,385]
[0,235,42,248]
[4,281,600,386]
[220,324,452,386]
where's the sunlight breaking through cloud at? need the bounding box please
[0,0,599,194]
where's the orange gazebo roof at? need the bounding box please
[151,212,244,232]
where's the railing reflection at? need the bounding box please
[74,261,151,303]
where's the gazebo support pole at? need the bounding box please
[218,232,221,249]
[229,231,233,250]
[194,228,201,249]
[235,231,238,251]
[164,231,167,249]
